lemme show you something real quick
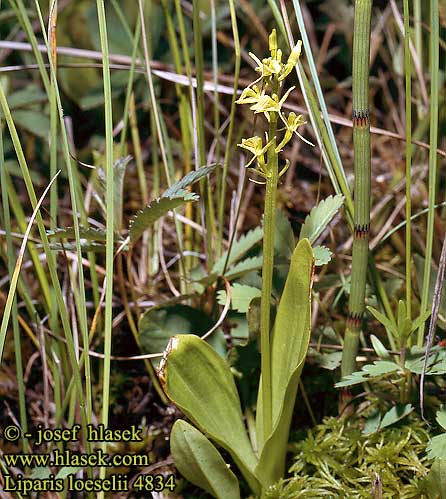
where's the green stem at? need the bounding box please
[260,82,279,440]
[193,0,215,268]
[413,0,424,120]
[403,0,412,321]
[418,0,439,346]
[217,0,241,254]
[341,0,372,377]
[0,119,28,451]
[96,0,114,493]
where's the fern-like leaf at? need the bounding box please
[129,191,198,243]
[300,194,344,243]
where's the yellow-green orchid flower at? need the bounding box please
[238,135,274,172]
[235,85,262,105]
[249,52,282,80]
[275,112,306,152]
[279,41,303,81]
[250,86,295,118]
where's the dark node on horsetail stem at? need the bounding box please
[341,0,372,379]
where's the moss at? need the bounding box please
[266,415,433,499]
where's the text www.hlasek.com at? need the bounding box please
[4,449,150,468]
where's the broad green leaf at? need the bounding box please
[255,239,314,487]
[426,459,446,499]
[12,110,50,140]
[6,85,47,109]
[379,404,413,430]
[427,434,446,460]
[437,408,446,431]
[335,361,402,388]
[4,160,40,182]
[47,227,107,241]
[129,192,198,243]
[160,335,260,494]
[299,194,344,243]
[138,304,226,368]
[274,209,295,259]
[312,245,333,266]
[370,334,390,359]
[163,163,219,198]
[217,284,261,313]
[212,227,263,276]
[171,420,240,499]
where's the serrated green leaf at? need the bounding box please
[217,284,261,313]
[335,360,401,388]
[163,163,219,198]
[312,245,332,266]
[370,334,390,359]
[255,239,314,487]
[212,227,263,276]
[405,346,446,375]
[47,226,107,241]
[379,404,413,430]
[129,192,198,243]
[427,434,446,460]
[274,209,295,259]
[160,335,260,494]
[171,420,240,499]
[299,194,344,243]
[225,256,262,281]
[47,242,110,252]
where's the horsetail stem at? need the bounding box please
[341,0,372,377]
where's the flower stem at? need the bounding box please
[260,81,279,440]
